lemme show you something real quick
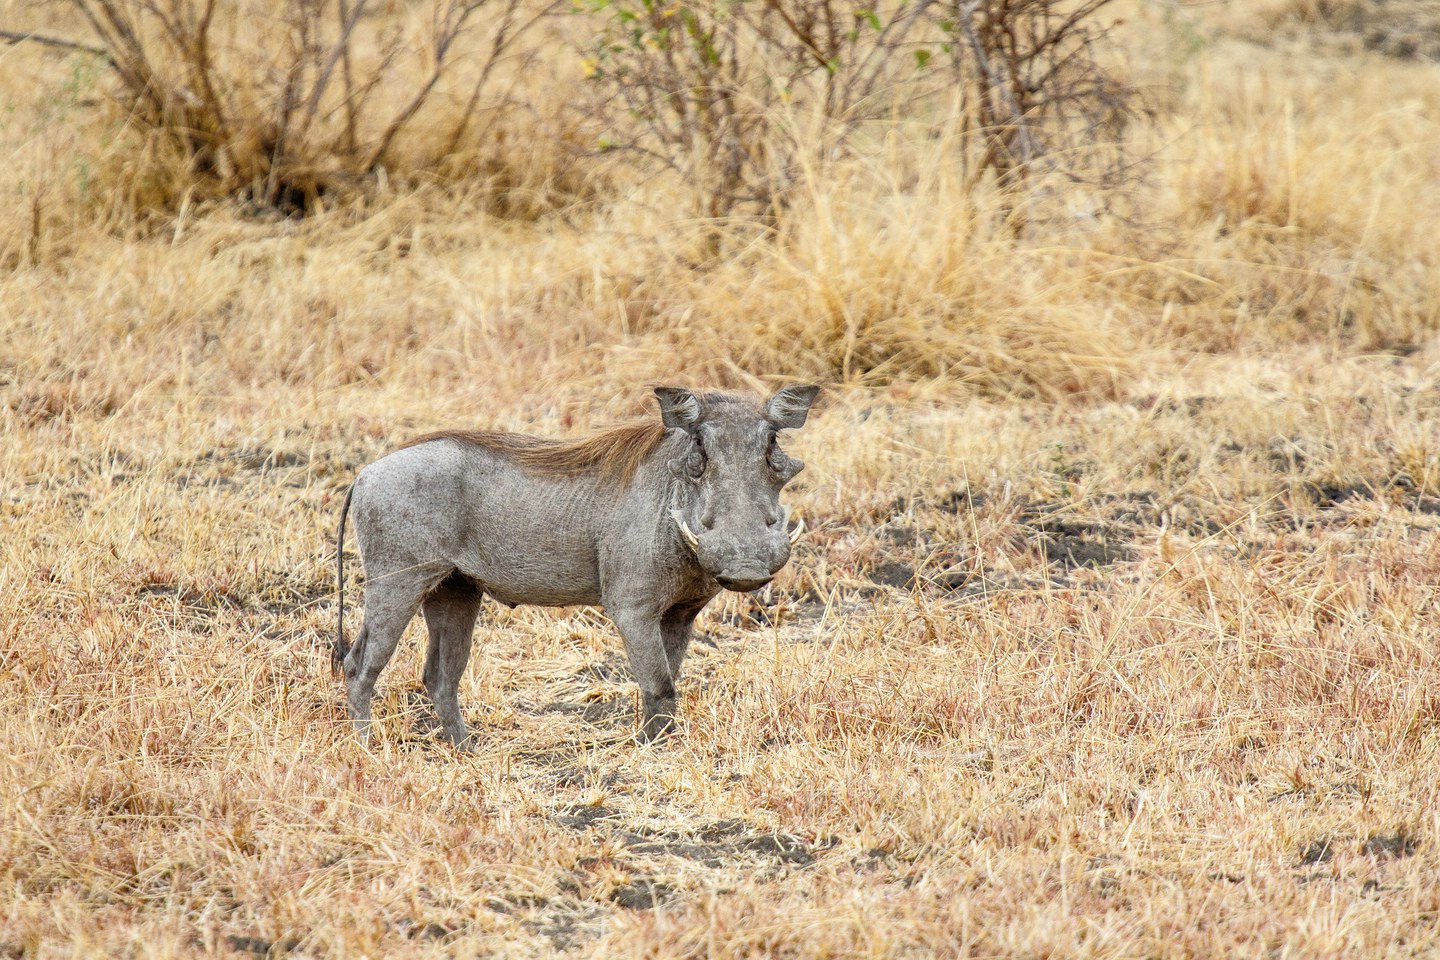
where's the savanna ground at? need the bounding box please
[3,0,1440,955]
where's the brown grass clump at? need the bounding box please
[4,0,1440,955]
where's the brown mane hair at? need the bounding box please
[403,420,668,487]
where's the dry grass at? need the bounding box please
[4,0,1440,956]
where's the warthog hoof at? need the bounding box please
[638,694,677,743]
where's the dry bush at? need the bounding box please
[578,0,1133,222]
[68,0,565,213]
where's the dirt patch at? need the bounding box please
[555,804,622,830]
[177,447,315,490]
[558,809,825,873]
[1361,832,1418,861]
[530,696,633,728]
[609,878,674,910]
[1301,477,1440,517]
[134,580,250,637]
[934,488,989,514]
[550,766,626,789]
[485,893,551,915]
[868,559,916,589]
[6,381,120,427]
[843,522,973,593]
[629,821,822,867]
[192,447,309,472]
[1019,507,1136,569]
[135,581,246,614]
[715,601,780,628]
[393,918,459,941]
[1298,838,1335,866]
[1297,831,1420,867]
[575,652,630,683]
[518,900,609,951]
[225,935,299,957]
[1037,532,1133,569]
[852,493,1149,600]
[735,832,817,866]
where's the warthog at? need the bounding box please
[334,384,819,748]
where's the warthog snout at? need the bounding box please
[684,506,802,592]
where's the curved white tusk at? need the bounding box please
[670,510,700,551]
[788,515,806,544]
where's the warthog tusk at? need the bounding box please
[788,515,806,543]
[671,510,700,551]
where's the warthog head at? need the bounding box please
[657,384,819,592]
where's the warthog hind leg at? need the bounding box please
[345,562,446,746]
[422,571,483,751]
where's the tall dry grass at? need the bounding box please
[3,0,1440,955]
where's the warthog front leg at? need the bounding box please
[661,602,706,681]
[609,607,677,743]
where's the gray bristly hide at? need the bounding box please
[334,384,819,750]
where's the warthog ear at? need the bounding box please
[765,384,820,429]
[654,387,702,429]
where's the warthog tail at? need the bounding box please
[333,484,357,675]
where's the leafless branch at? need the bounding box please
[0,27,108,56]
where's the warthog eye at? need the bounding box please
[766,433,786,473]
[686,434,707,479]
